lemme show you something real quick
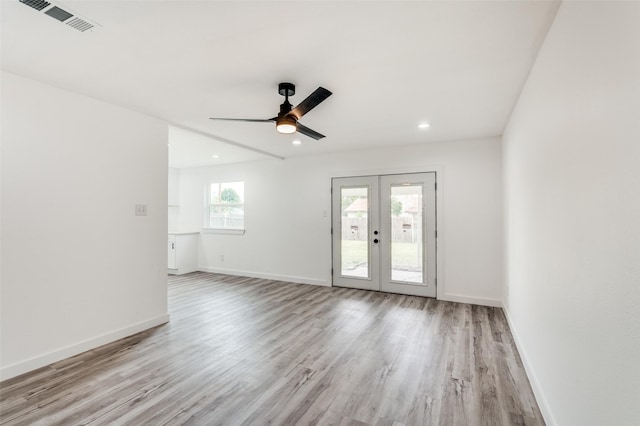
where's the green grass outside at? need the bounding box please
[341,240,423,269]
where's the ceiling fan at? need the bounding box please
[209,82,332,140]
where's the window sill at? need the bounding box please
[202,228,245,236]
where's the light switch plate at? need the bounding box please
[135,204,147,216]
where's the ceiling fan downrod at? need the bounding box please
[276,82,297,133]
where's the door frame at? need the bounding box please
[329,166,443,299]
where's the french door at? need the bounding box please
[331,173,437,298]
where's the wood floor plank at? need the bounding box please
[0,272,545,425]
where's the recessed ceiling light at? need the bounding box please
[211,154,220,158]
[292,140,302,146]
[418,122,431,129]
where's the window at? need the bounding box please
[205,181,244,231]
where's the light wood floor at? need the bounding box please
[1,272,544,425]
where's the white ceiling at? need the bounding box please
[168,125,272,168]
[1,0,559,167]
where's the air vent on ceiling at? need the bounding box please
[18,0,100,33]
[66,17,93,32]
[44,5,72,22]
[19,0,50,11]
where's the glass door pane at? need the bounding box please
[340,186,369,278]
[380,173,436,298]
[390,184,424,284]
[332,176,379,292]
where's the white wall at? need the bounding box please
[178,137,503,306]
[168,167,180,232]
[503,2,640,425]
[168,167,181,206]
[0,72,169,380]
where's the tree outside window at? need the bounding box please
[207,181,244,229]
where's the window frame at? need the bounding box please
[203,181,245,235]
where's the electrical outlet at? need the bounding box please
[220,255,224,262]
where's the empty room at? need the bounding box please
[1,1,638,425]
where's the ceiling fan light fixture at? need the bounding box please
[276,115,297,134]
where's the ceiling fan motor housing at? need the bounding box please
[279,100,294,117]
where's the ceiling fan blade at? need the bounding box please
[290,87,332,120]
[297,123,326,140]
[209,118,274,123]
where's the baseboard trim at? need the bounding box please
[438,293,502,307]
[0,313,170,382]
[198,266,329,287]
[502,303,556,426]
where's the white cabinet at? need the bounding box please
[168,233,198,275]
